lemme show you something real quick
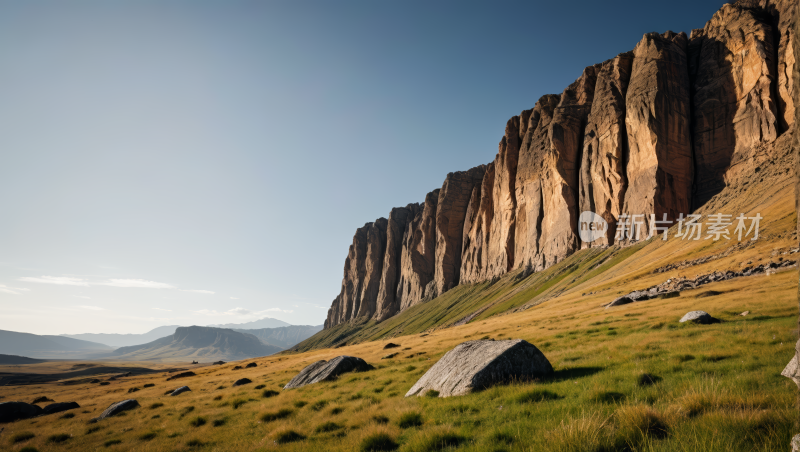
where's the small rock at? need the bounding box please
[383,343,400,350]
[739,311,750,316]
[792,433,800,452]
[381,353,398,360]
[232,378,252,387]
[679,311,719,324]
[42,402,80,415]
[284,356,373,390]
[169,386,191,396]
[31,396,54,404]
[89,399,139,422]
[232,366,243,370]
[166,371,196,381]
[245,362,257,368]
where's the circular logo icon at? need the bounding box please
[579,211,608,243]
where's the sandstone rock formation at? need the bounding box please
[90,399,139,422]
[323,1,797,330]
[434,166,487,295]
[579,53,633,247]
[690,4,778,206]
[405,339,553,397]
[283,356,373,389]
[0,401,43,423]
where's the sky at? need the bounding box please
[0,0,728,335]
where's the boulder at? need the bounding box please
[284,356,373,390]
[232,378,252,387]
[89,399,139,422]
[679,310,719,324]
[793,433,800,452]
[245,362,257,368]
[166,371,195,381]
[782,340,800,388]
[383,343,400,350]
[232,366,242,370]
[42,402,80,415]
[0,402,43,423]
[169,386,191,396]
[405,339,553,398]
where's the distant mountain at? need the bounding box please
[233,325,322,349]
[0,329,113,359]
[111,326,282,362]
[62,318,291,348]
[0,354,48,365]
[62,325,181,348]
[209,317,290,329]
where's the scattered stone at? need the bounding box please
[792,433,800,452]
[679,311,719,324]
[740,311,750,316]
[383,343,400,350]
[232,366,243,370]
[42,402,80,415]
[232,378,252,387]
[127,387,139,393]
[89,379,101,384]
[166,371,196,381]
[284,356,374,390]
[406,339,553,398]
[89,400,139,422]
[169,386,191,396]
[781,341,800,388]
[99,382,110,386]
[31,396,54,404]
[245,362,257,368]
[381,353,398,360]
[0,402,43,423]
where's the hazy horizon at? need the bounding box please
[0,0,729,335]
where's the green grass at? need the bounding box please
[261,408,293,422]
[103,439,121,447]
[360,432,399,451]
[274,429,305,444]
[189,416,206,427]
[262,389,280,398]
[398,412,424,428]
[46,433,71,443]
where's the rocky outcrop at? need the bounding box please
[323,1,797,330]
[579,53,634,247]
[624,31,693,234]
[374,204,421,321]
[283,356,373,389]
[396,190,440,310]
[690,4,778,206]
[434,166,487,295]
[405,339,553,397]
[42,402,80,415]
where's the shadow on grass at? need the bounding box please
[550,366,604,382]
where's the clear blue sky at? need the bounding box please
[0,0,727,334]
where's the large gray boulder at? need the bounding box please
[89,399,139,422]
[0,402,43,423]
[782,340,800,388]
[284,356,373,389]
[679,311,718,324]
[42,402,80,415]
[405,339,553,398]
[169,386,191,396]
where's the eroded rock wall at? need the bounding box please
[324,1,798,329]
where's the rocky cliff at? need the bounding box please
[325,0,797,329]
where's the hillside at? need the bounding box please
[233,325,323,349]
[209,317,290,329]
[0,329,113,359]
[111,326,282,362]
[62,325,181,348]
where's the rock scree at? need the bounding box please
[42,402,80,415]
[0,402,43,423]
[405,339,553,398]
[89,399,140,423]
[232,378,252,387]
[169,386,191,396]
[679,311,719,324]
[284,356,374,390]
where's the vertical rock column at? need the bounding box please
[373,204,420,322]
[434,165,487,295]
[690,5,778,206]
[623,31,693,233]
[579,52,634,247]
[396,189,440,311]
[460,163,495,284]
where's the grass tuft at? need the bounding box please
[212,418,226,427]
[360,432,399,451]
[274,429,306,444]
[262,389,280,398]
[515,389,561,403]
[47,433,71,443]
[138,432,157,441]
[315,421,343,433]
[261,408,293,422]
[419,432,466,451]
[149,402,164,409]
[59,412,75,419]
[189,416,207,427]
[425,389,440,398]
[397,412,424,428]
[372,414,390,424]
[103,439,122,447]
[11,432,35,443]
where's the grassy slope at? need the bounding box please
[1,140,797,451]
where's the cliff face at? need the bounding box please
[324,0,797,329]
